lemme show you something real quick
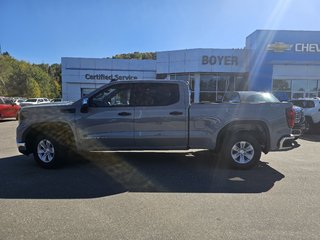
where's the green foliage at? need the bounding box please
[0,53,61,98]
[112,52,155,60]
[26,78,41,97]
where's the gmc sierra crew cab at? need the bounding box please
[16,80,296,169]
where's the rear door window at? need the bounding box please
[132,83,180,107]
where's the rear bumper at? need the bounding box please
[292,122,306,138]
[278,135,296,151]
[292,129,302,137]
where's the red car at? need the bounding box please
[0,97,21,120]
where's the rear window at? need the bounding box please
[0,98,12,104]
[26,99,37,102]
[290,100,315,108]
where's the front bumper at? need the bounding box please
[17,142,29,155]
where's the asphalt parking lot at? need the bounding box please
[1,120,320,240]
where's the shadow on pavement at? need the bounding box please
[0,151,284,199]
[0,119,17,123]
[300,133,320,142]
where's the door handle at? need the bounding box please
[169,111,183,115]
[118,112,131,116]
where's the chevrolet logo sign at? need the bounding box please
[267,42,293,52]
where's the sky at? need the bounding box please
[1,0,320,64]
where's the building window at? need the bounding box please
[199,73,247,102]
[170,73,195,102]
[156,74,168,79]
[81,88,96,97]
[308,80,318,92]
[273,79,320,100]
[273,79,291,91]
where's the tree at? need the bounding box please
[26,78,41,97]
[112,52,155,60]
[48,64,61,83]
[0,54,62,98]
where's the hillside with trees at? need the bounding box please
[0,52,61,98]
[112,52,155,60]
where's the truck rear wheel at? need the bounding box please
[222,134,261,169]
[33,134,63,169]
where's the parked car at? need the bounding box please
[0,97,21,120]
[17,80,296,169]
[290,98,320,132]
[50,98,62,102]
[14,98,27,105]
[20,98,51,107]
[291,105,306,139]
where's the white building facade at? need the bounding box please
[62,48,247,102]
[61,58,157,101]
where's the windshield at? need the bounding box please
[242,93,280,103]
[224,92,280,103]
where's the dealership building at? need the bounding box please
[62,30,320,102]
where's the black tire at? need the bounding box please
[304,119,312,133]
[33,134,64,169]
[222,134,261,170]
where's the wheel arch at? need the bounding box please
[24,122,76,154]
[216,120,271,154]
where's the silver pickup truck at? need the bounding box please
[17,80,296,169]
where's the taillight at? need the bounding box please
[286,108,295,128]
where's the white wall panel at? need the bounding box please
[112,59,130,70]
[184,60,199,72]
[273,65,320,79]
[156,52,169,62]
[66,83,81,101]
[62,58,81,69]
[170,61,185,73]
[156,49,247,73]
[156,62,169,73]
[61,75,79,83]
[143,72,156,79]
[62,69,80,76]
[80,58,96,69]
[95,59,112,69]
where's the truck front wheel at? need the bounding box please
[33,134,63,169]
[222,134,261,169]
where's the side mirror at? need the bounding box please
[80,98,89,113]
